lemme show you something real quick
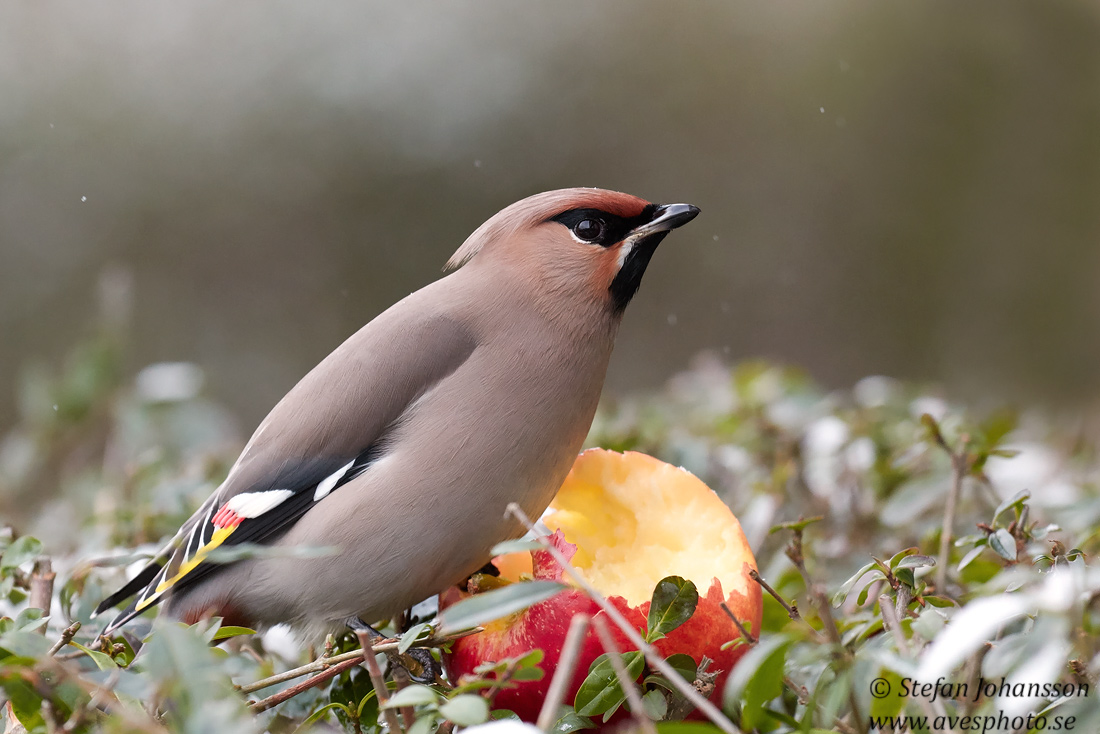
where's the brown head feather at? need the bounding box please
[446,188,651,270]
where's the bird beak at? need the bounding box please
[609,202,700,311]
[627,203,701,240]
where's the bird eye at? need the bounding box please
[573,218,605,242]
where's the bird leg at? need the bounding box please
[346,617,440,685]
[473,560,500,577]
[455,559,502,592]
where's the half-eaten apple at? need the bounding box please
[442,449,762,722]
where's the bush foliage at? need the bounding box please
[1,315,1098,732]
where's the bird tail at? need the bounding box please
[92,556,168,635]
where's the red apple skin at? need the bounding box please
[442,531,762,723]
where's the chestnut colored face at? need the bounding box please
[546,197,699,310]
[448,188,699,312]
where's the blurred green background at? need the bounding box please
[3,0,1100,436]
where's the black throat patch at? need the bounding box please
[609,231,670,311]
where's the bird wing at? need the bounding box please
[95,312,478,628]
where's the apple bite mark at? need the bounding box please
[543,449,758,610]
[443,449,763,724]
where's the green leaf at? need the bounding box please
[294,702,351,731]
[14,608,46,633]
[722,635,791,730]
[0,675,45,731]
[70,641,118,671]
[382,684,441,708]
[210,626,256,641]
[641,689,668,720]
[574,650,646,717]
[831,561,878,605]
[954,533,988,547]
[202,542,339,563]
[769,516,824,534]
[357,691,380,719]
[895,554,935,570]
[886,547,920,569]
[553,709,597,733]
[438,694,490,726]
[646,576,699,642]
[398,622,432,654]
[992,490,1030,524]
[956,546,985,572]
[490,539,543,555]
[0,536,43,571]
[644,653,697,692]
[920,413,946,445]
[512,665,546,682]
[408,713,440,734]
[655,723,726,734]
[437,580,565,633]
[988,528,1017,561]
[0,629,52,659]
[511,648,546,681]
[869,668,905,720]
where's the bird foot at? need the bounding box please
[346,617,440,685]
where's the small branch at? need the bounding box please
[748,569,826,644]
[879,595,954,732]
[41,699,62,734]
[591,615,657,734]
[48,622,81,656]
[30,559,55,631]
[356,630,403,734]
[748,569,799,621]
[935,438,968,593]
[537,613,591,731]
[237,629,476,695]
[772,527,856,733]
[810,584,843,647]
[239,649,365,695]
[719,602,756,645]
[248,656,363,713]
[506,503,741,734]
[876,595,909,654]
[846,684,867,734]
[391,666,417,729]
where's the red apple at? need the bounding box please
[442,449,762,722]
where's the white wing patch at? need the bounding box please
[313,460,355,501]
[226,489,295,518]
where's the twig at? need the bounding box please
[356,630,403,734]
[237,629,477,695]
[506,503,741,734]
[591,615,657,734]
[748,568,826,644]
[41,699,62,734]
[776,528,861,734]
[48,622,81,656]
[748,569,799,621]
[537,613,591,731]
[935,436,968,593]
[719,602,756,645]
[811,585,843,647]
[240,648,366,694]
[879,595,954,733]
[30,559,55,632]
[391,667,417,729]
[248,655,363,713]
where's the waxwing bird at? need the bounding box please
[95,188,700,645]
